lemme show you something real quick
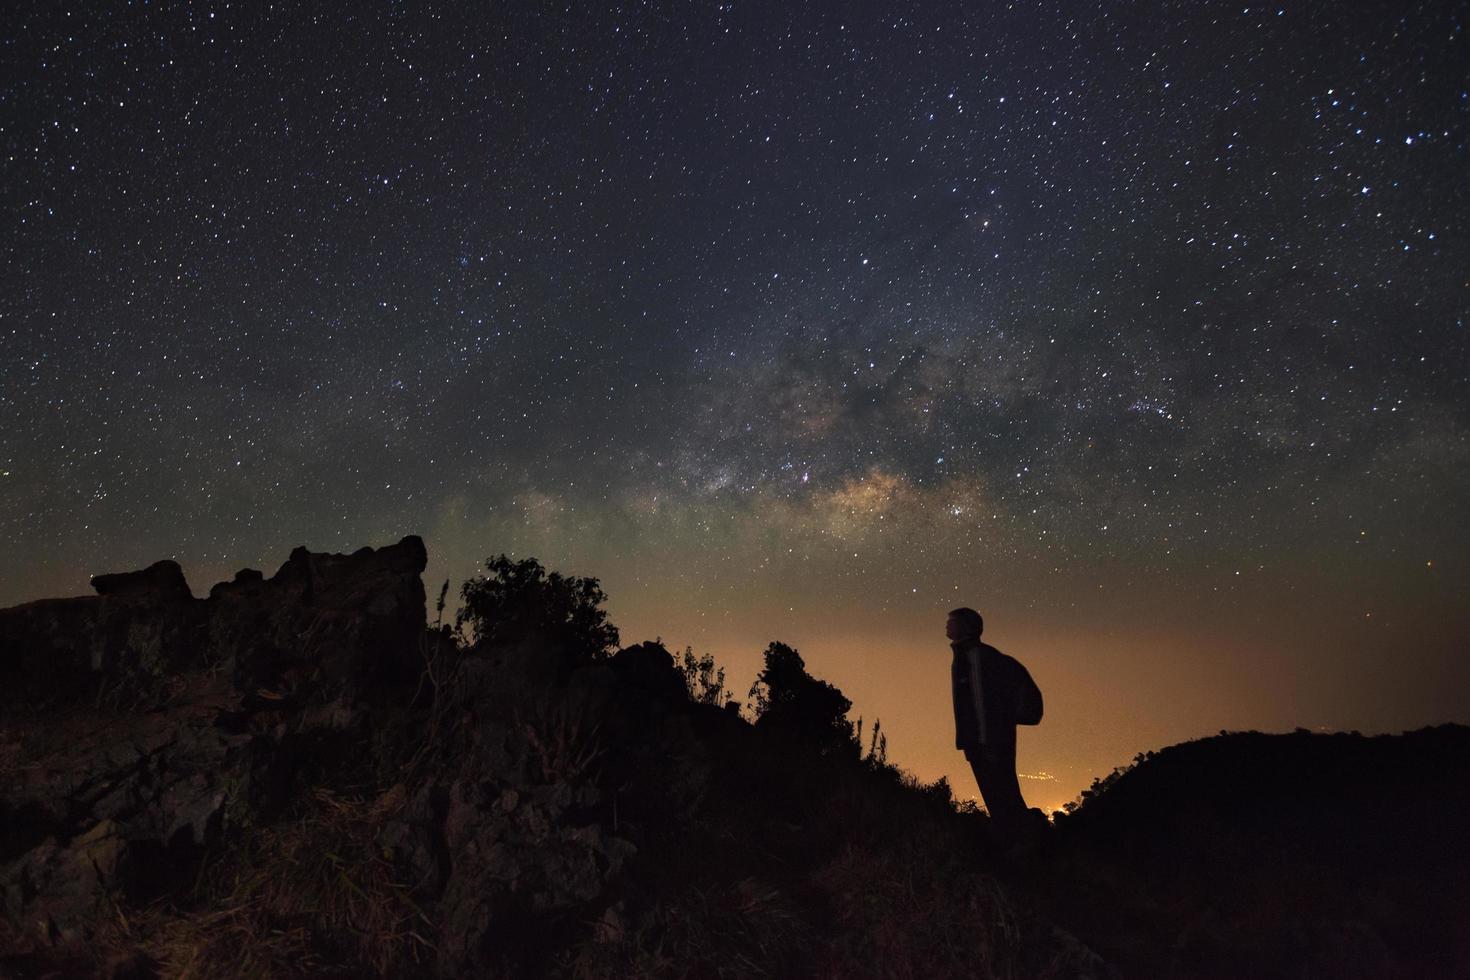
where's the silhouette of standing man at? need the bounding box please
[948,607,1043,850]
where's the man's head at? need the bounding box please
[946,607,983,642]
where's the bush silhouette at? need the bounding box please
[455,554,619,660]
[748,641,857,757]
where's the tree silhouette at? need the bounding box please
[747,641,856,756]
[456,554,619,660]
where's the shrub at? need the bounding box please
[456,555,619,661]
[748,642,856,757]
[678,645,729,707]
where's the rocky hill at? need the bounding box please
[1,537,1464,979]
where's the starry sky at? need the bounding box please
[5,1,1468,810]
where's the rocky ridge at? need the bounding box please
[0,537,1098,979]
[18,537,1459,978]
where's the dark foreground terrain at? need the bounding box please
[2,537,1465,978]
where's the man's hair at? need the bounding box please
[949,607,983,636]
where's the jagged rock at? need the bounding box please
[90,560,193,601]
[0,596,104,706]
[206,567,264,599]
[0,681,249,945]
[0,537,429,962]
[206,534,428,697]
[434,771,636,976]
[0,537,426,712]
[0,585,205,710]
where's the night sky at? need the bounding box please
[5,1,1468,810]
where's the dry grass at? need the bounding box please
[516,698,606,785]
[808,838,1023,979]
[100,784,434,979]
[561,876,816,979]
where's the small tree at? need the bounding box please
[747,641,855,755]
[455,554,619,660]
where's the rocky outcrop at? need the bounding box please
[91,560,194,601]
[0,678,247,949]
[0,536,428,712]
[204,536,428,698]
[0,536,661,978]
[0,537,430,957]
[0,582,203,710]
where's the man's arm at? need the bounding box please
[967,647,986,746]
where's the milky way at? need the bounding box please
[5,1,1467,807]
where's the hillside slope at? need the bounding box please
[0,537,1100,979]
[2,538,1463,978]
[1042,725,1470,979]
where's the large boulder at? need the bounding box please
[607,641,687,704]
[90,560,193,601]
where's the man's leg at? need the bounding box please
[965,744,1029,846]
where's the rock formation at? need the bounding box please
[0,537,434,958]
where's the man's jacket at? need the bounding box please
[951,640,1042,751]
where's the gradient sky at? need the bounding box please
[4,1,1467,810]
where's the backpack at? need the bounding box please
[1013,662,1044,726]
